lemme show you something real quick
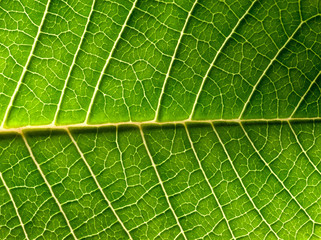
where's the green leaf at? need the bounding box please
[0,0,320,239]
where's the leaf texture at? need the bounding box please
[0,0,321,239]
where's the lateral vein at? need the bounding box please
[85,0,139,124]
[239,14,321,119]
[211,123,280,239]
[290,70,321,118]
[1,0,52,128]
[240,122,316,223]
[21,131,78,240]
[66,129,133,240]
[139,126,188,240]
[52,0,97,125]
[184,124,236,239]
[0,172,29,240]
[154,0,199,121]
[189,0,257,120]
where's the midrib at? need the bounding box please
[1,117,320,133]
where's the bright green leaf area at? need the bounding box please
[0,0,321,239]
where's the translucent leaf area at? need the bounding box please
[0,0,321,239]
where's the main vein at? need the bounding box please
[1,117,321,133]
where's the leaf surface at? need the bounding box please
[0,0,321,239]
